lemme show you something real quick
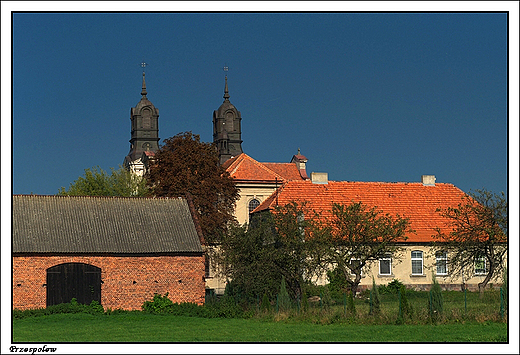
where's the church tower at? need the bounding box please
[123,70,160,176]
[213,75,243,165]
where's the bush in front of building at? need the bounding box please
[12,298,105,319]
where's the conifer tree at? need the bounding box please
[278,275,291,312]
[429,276,443,321]
[369,277,381,315]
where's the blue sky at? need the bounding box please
[6,10,513,197]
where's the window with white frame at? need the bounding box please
[379,255,392,275]
[436,251,448,275]
[411,250,423,275]
[248,198,260,214]
[475,255,488,275]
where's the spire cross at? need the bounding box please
[223,64,230,101]
[141,61,148,72]
[140,62,148,98]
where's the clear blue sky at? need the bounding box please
[8,11,511,196]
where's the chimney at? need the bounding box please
[311,172,328,184]
[291,148,309,180]
[421,175,436,186]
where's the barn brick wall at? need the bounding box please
[13,255,205,310]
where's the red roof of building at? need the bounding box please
[262,163,306,181]
[223,153,306,183]
[254,180,467,243]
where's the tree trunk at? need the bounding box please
[478,263,494,298]
[350,273,362,297]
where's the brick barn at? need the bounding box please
[12,195,206,310]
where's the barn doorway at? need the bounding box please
[46,263,101,307]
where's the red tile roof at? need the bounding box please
[263,163,305,181]
[254,180,467,243]
[224,153,305,183]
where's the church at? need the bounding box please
[121,70,504,295]
[123,71,160,176]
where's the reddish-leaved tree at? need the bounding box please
[147,132,239,243]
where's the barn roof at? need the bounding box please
[12,195,203,254]
[253,180,467,243]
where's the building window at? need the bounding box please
[475,255,488,275]
[436,251,448,275]
[248,198,260,214]
[205,257,211,278]
[379,255,392,275]
[411,250,423,275]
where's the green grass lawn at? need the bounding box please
[12,312,507,343]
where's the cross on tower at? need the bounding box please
[141,61,148,73]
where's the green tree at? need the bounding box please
[58,166,149,197]
[434,189,507,294]
[269,202,322,301]
[217,221,281,302]
[315,202,412,296]
[146,132,239,243]
[217,202,320,303]
[277,275,291,312]
[369,277,381,315]
[429,276,443,322]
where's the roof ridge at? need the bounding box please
[228,153,287,181]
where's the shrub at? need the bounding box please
[13,298,105,319]
[260,293,271,313]
[388,279,405,294]
[142,293,174,313]
[301,294,309,313]
[321,287,333,310]
[326,267,349,299]
[205,294,244,318]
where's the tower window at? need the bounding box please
[248,199,260,214]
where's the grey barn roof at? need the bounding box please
[13,195,203,254]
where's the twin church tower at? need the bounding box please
[123,70,243,174]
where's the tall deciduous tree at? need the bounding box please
[146,132,239,243]
[434,189,507,293]
[315,202,412,296]
[58,166,149,197]
[217,202,320,302]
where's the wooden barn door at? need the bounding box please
[46,263,101,307]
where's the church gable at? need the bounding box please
[224,153,287,183]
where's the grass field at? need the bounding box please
[12,312,507,343]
